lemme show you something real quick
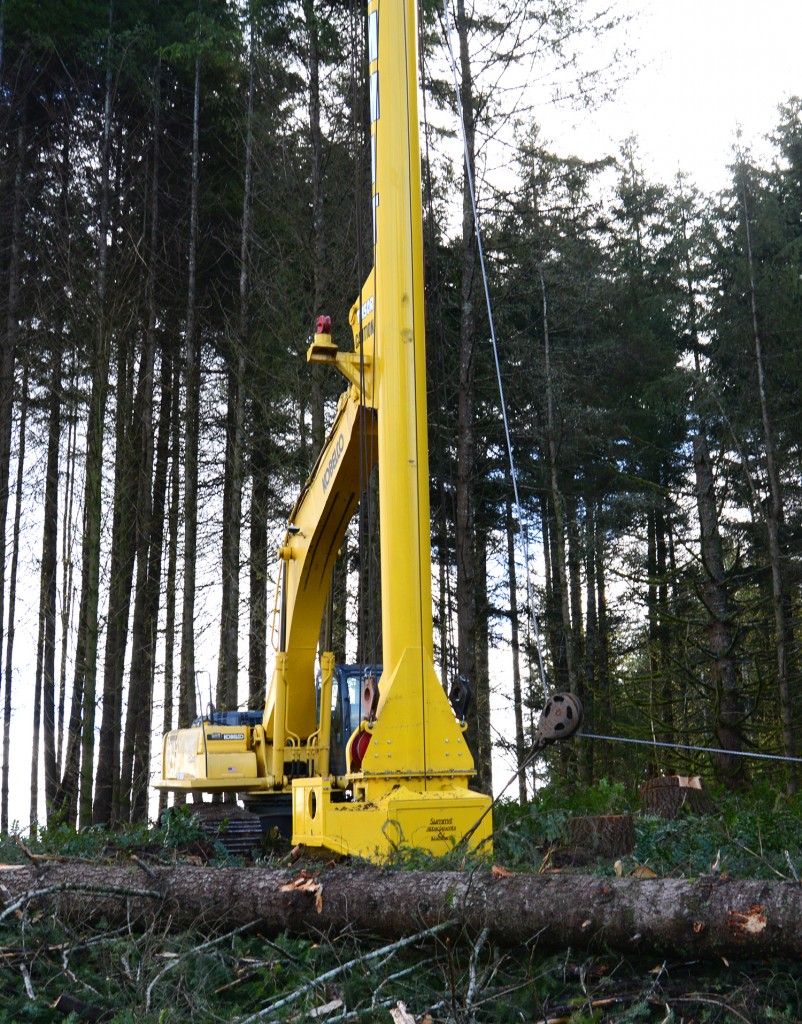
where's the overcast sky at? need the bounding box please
[541,0,802,195]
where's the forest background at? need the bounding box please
[1,0,802,835]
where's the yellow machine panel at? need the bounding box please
[292,779,492,859]
[161,724,266,792]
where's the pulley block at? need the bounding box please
[362,674,379,721]
[535,692,584,746]
[449,674,473,722]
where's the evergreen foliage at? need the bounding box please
[7,3,802,1017]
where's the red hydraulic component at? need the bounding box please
[316,315,332,334]
[350,729,372,771]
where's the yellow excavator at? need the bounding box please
[156,0,579,861]
[157,0,492,860]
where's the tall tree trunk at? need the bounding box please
[42,131,70,815]
[65,0,115,828]
[217,28,252,714]
[113,64,162,824]
[0,97,24,831]
[539,492,566,692]
[179,34,202,734]
[739,171,796,793]
[356,471,381,668]
[123,340,161,823]
[645,507,667,773]
[594,499,611,777]
[0,110,24,834]
[505,493,526,802]
[159,353,182,816]
[94,334,136,824]
[60,331,110,825]
[115,350,153,823]
[566,496,588,782]
[685,214,745,783]
[656,506,673,752]
[303,0,331,674]
[693,433,745,783]
[248,453,269,711]
[5,368,25,828]
[303,0,326,456]
[453,0,484,790]
[331,539,348,665]
[436,529,449,689]
[646,501,674,769]
[130,338,172,823]
[583,499,598,783]
[217,367,245,713]
[474,521,492,794]
[30,349,56,832]
[421,109,455,696]
[567,498,584,676]
[217,364,247,713]
[540,270,577,698]
[57,378,78,783]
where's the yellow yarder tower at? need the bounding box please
[156,0,493,860]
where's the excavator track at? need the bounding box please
[190,804,266,857]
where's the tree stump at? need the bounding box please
[565,814,636,858]
[639,775,713,819]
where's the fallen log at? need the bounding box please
[1,861,800,960]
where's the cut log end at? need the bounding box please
[639,776,714,819]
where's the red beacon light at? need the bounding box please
[307,315,336,362]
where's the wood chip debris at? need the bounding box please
[279,871,324,913]
[389,1000,416,1024]
[728,904,767,937]
[614,858,657,879]
[302,998,343,1019]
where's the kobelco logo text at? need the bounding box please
[323,434,345,492]
[360,295,375,321]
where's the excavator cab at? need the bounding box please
[327,665,381,776]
